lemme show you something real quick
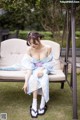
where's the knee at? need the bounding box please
[26,70,32,74]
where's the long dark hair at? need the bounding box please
[26,32,44,46]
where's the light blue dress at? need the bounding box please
[0,51,55,103]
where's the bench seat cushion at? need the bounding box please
[0,70,65,82]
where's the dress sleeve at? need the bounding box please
[43,61,55,73]
[0,55,35,71]
[0,64,21,71]
[42,51,56,74]
[21,55,35,70]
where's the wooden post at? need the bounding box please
[71,3,78,120]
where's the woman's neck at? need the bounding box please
[37,43,43,50]
[32,43,44,51]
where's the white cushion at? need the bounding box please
[1,39,60,58]
[49,70,65,81]
[0,71,27,80]
[1,38,27,56]
[0,70,65,81]
[0,54,24,66]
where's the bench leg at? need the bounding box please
[61,82,64,89]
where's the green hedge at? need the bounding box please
[11,30,80,48]
[18,30,53,40]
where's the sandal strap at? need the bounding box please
[30,106,38,118]
[39,105,47,111]
[38,105,47,115]
[31,108,38,114]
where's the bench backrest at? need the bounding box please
[1,38,61,69]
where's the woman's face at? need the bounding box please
[30,39,40,49]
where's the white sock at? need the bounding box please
[40,96,45,109]
[38,96,45,114]
[31,98,37,116]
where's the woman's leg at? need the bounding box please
[38,91,46,114]
[31,90,38,117]
[32,90,37,110]
[38,72,49,115]
[40,92,45,108]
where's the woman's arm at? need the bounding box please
[41,47,55,74]
[47,46,52,56]
[22,70,32,94]
[40,46,52,70]
[25,70,32,83]
[37,47,53,77]
[27,47,31,56]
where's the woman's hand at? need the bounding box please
[37,70,44,78]
[22,82,27,94]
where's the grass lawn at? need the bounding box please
[0,74,80,120]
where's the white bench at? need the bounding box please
[0,38,65,84]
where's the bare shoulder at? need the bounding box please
[27,47,31,55]
[46,45,52,55]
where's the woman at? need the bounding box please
[22,32,55,118]
[0,32,55,118]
